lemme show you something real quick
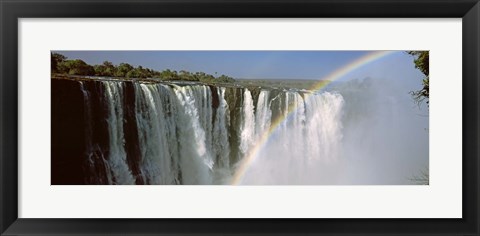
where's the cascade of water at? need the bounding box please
[171,84,214,184]
[82,80,345,185]
[239,88,256,156]
[212,87,230,167]
[240,91,344,184]
[134,83,176,184]
[305,92,344,163]
[212,87,232,183]
[79,81,111,184]
[103,81,136,184]
[255,90,272,138]
[79,81,93,155]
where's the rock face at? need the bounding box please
[51,78,87,184]
[52,78,146,184]
[122,82,143,184]
[51,78,262,184]
[51,77,344,185]
[53,78,256,184]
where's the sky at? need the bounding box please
[52,50,429,184]
[54,50,424,85]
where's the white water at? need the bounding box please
[103,82,136,184]
[212,87,232,183]
[134,84,178,184]
[83,78,428,185]
[240,91,344,184]
[239,89,256,157]
[79,81,112,184]
[255,90,272,137]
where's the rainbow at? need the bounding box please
[230,50,398,185]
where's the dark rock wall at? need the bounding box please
[122,82,144,184]
[52,78,259,184]
[51,79,87,184]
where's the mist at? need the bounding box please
[240,77,429,185]
[52,51,430,185]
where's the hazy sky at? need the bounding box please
[54,50,424,84]
[52,50,429,184]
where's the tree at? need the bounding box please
[159,69,179,80]
[179,70,196,81]
[94,61,118,77]
[102,61,116,76]
[114,63,134,77]
[195,72,215,83]
[51,53,67,73]
[125,66,151,79]
[216,74,234,83]
[58,59,94,76]
[50,52,236,83]
[94,64,107,76]
[407,51,429,105]
[407,52,429,185]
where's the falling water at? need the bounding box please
[239,89,256,157]
[77,80,359,185]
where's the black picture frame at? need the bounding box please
[1,0,479,235]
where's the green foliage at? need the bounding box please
[56,61,70,74]
[51,53,236,83]
[407,51,429,104]
[58,59,95,76]
[114,63,134,77]
[51,52,67,73]
[94,61,116,77]
[157,69,177,80]
[216,75,235,83]
[178,70,196,81]
[125,66,148,79]
[408,51,429,76]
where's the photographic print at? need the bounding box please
[51,50,429,185]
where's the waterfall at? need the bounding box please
[239,89,256,156]
[103,82,136,184]
[213,87,230,166]
[79,81,111,184]
[255,90,272,138]
[77,80,345,185]
[240,91,344,184]
[134,83,178,184]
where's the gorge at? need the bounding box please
[52,76,428,185]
